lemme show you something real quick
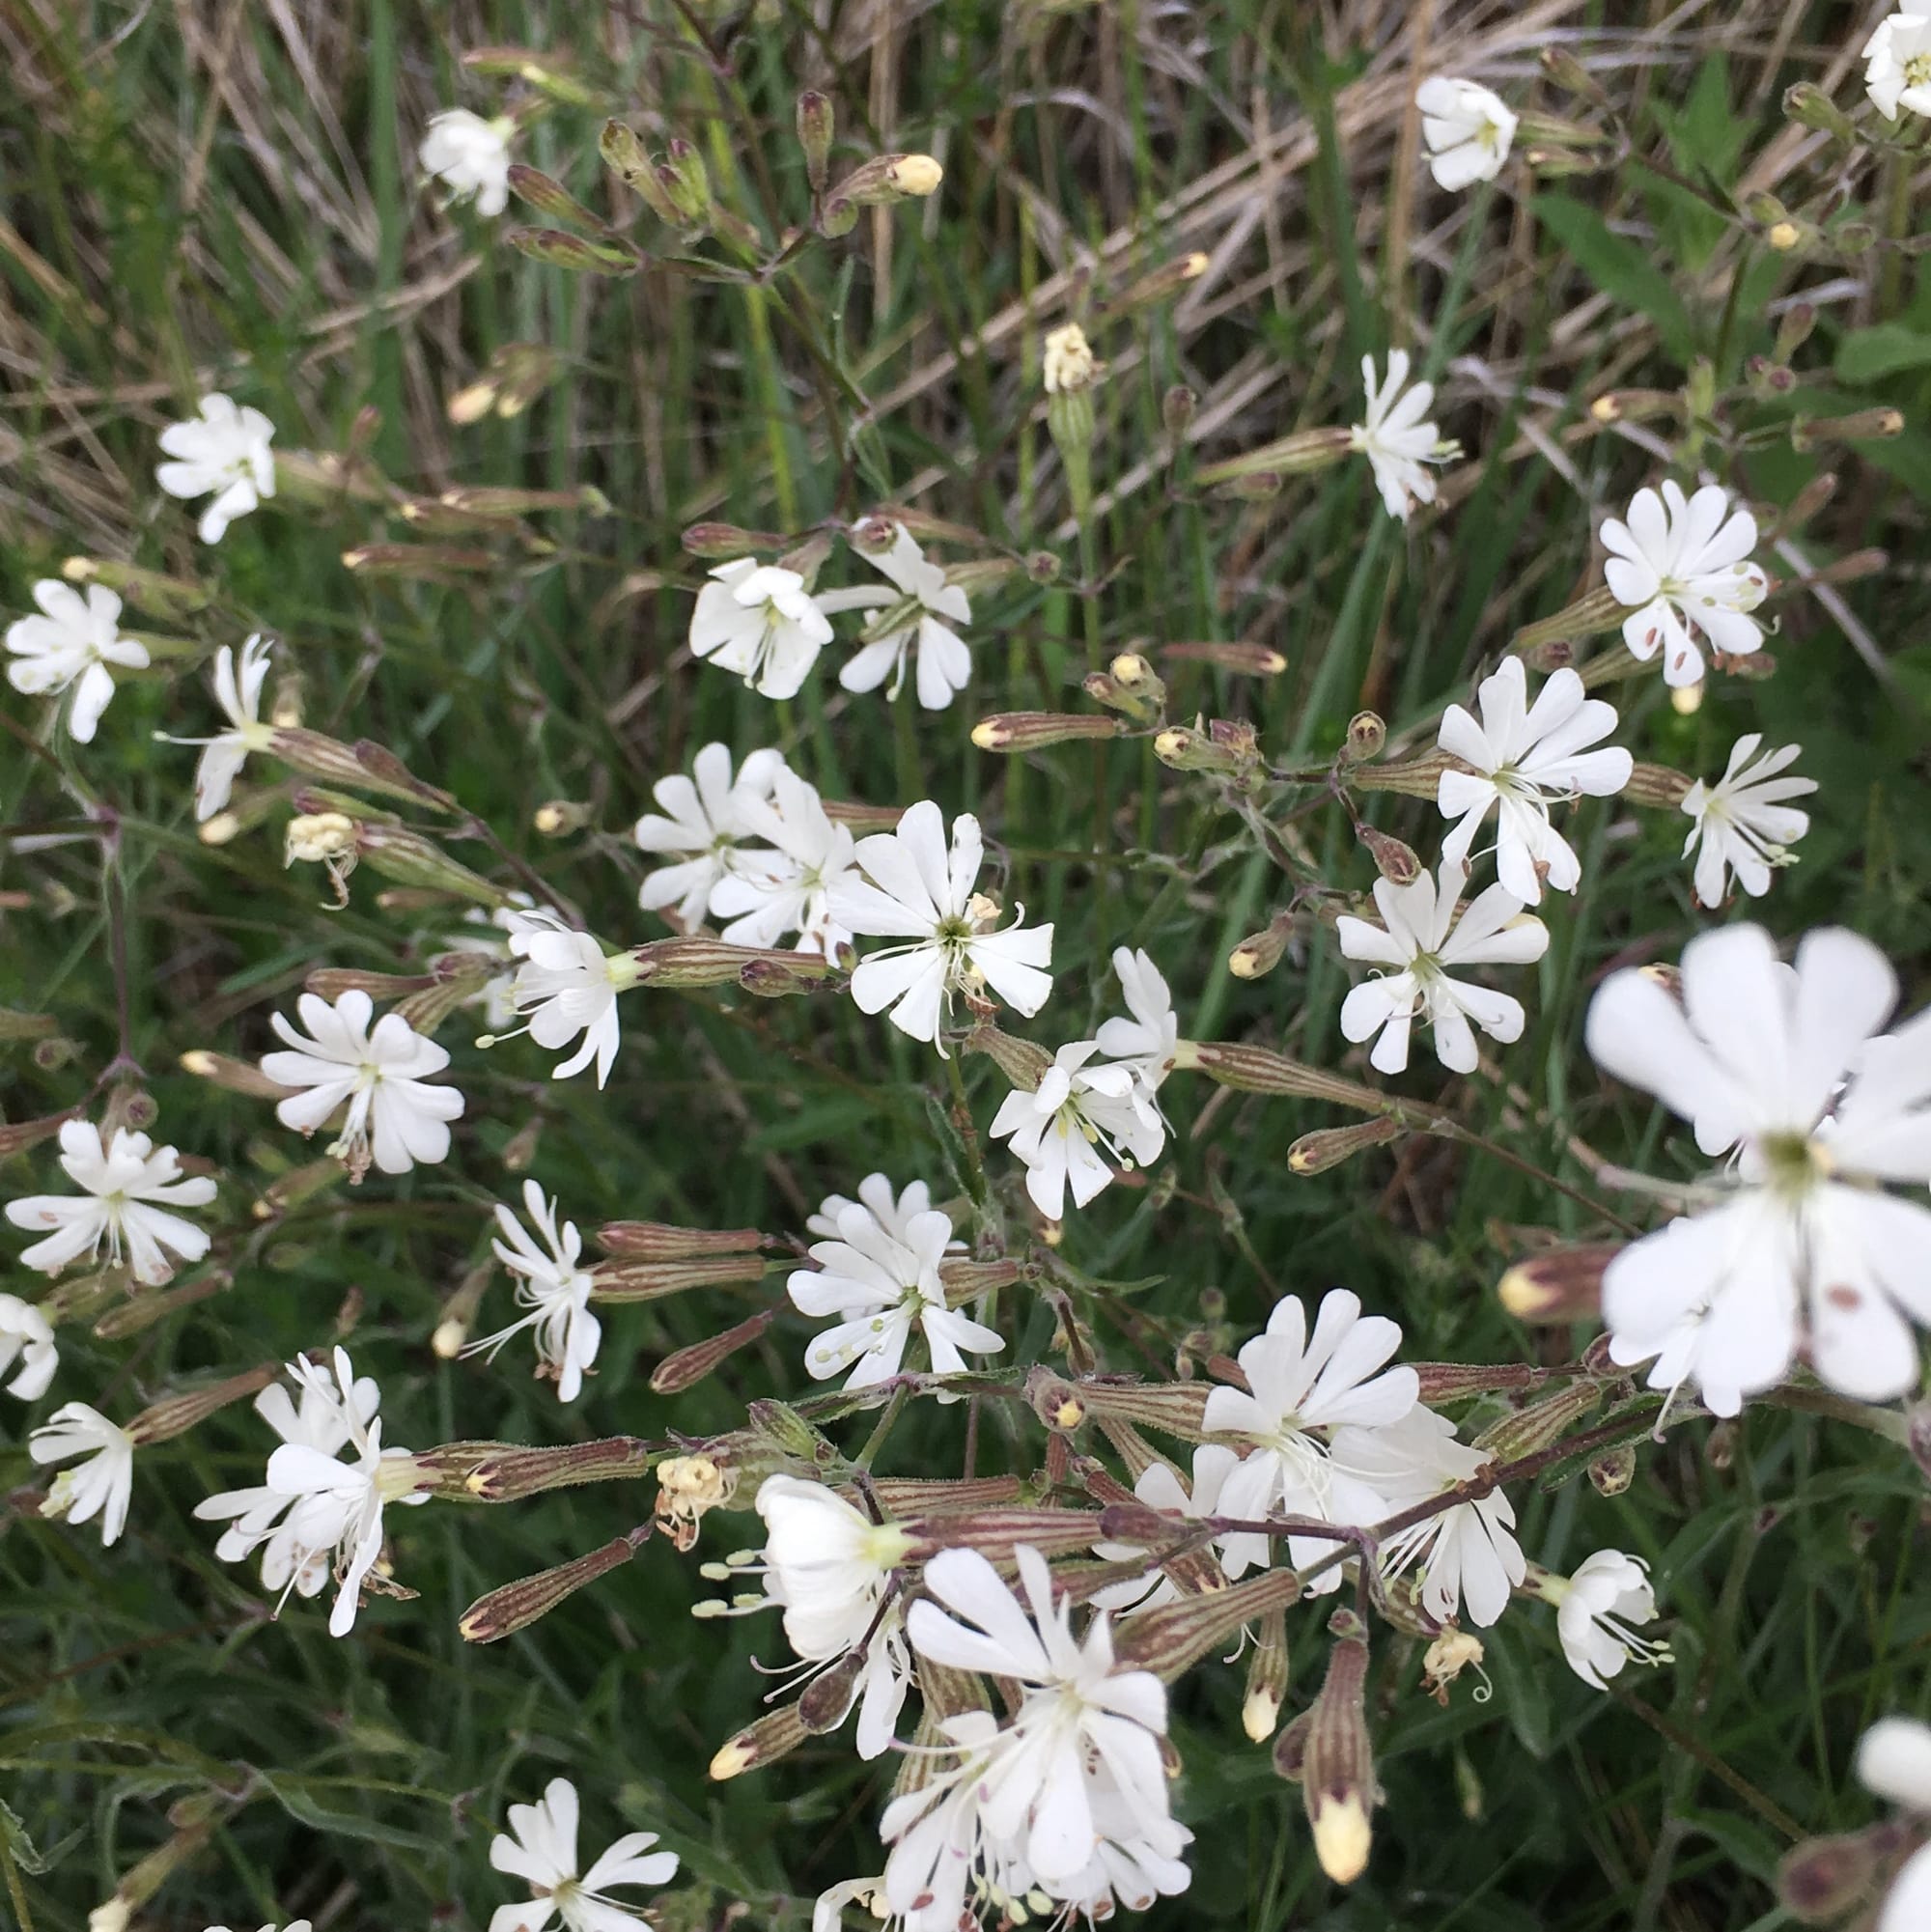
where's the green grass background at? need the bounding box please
[2,2,1930,1928]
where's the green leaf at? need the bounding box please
[257,1772,446,1852]
[1834,322,1931,384]
[0,1799,84,1877]
[1483,1624,1553,1759]
[1533,194,1696,364]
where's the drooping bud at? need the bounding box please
[1301,1610,1376,1886]
[460,1529,650,1642]
[710,1701,808,1780]
[1355,822,1421,884]
[1286,1116,1405,1175]
[1497,1241,1617,1322]
[433,1261,494,1359]
[507,227,644,275]
[62,556,210,621]
[1588,1444,1637,1497]
[532,799,593,837]
[1243,1608,1290,1741]
[1781,82,1856,141]
[180,1049,294,1100]
[1229,911,1296,980]
[126,1364,279,1446]
[650,1309,777,1395]
[590,1253,770,1302]
[1343,710,1387,762]
[1162,384,1196,439]
[1777,1831,1883,1924]
[598,1220,766,1260]
[971,711,1123,751]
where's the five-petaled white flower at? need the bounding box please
[1204,1288,1419,1587]
[688,559,837,700]
[1350,351,1448,522]
[1550,1550,1670,1690]
[889,1544,1190,1913]
[195,1363,379,1602]
[830,801,1053,1048]
[989,1041,1165,1221]
[1600,481,1769,686]
[837,525,975,710]
[261,990,464,1181]
[421,108,515,216]
[169,633,276,821]
[1336,861,1550,1076]
[1416,77,1518,189]
[6,581,149,743]
[1680,734,1816,908]
[1093,946,1180,1102]
[1437,658,1633,904]
[1090,1446,1239,1612]
[1858,1717,1931,1932]
[710,766,858,957]
[245,1348,427,1638]
[788,1201,1003,1390]
[489,1776,680,1932]
[713,1474,916,1759]
[156,393,277,544]
[1335,1406,1524,1628]
[1587,923,1931,1414]
[7,1119,216,1287]
[0,1294,58,1401]
[806,1171,946,1246]
[464,1181,601,1402]
[633,742,784,931]
[501,910,640,1088]
[1865,13,1931,120]
[30,1402,135,1547]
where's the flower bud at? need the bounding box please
[266,727,458,810]
[1161,639,1287,676]
[1777,1831,1882,1923]
[591,1253,770,1302]
[1537,45,1607,103]
[632,935,833,988]
[1775,303,1818,363]
[828,153,942,209]
[938,1258,1027,1306]
[181,1049,294,1100]
[1286,1116,1405,1175]
[1043,322,1102,396]
[1191,1041,1370,1105]
[253,1158,348,1220]
[353,822,508,908]
[1024,1366,1211,1441]
[395,950,498,1035]
[602,119,680,220]
[1355,823,1420,885]
[1228,911,1294,980]
[900,1507,1107,1566]
[1301,1612,1376,1885]
[533,799,594,836]
[710,1702,808,1780]
[1107,252,1209,317]
[0,1005,57,1043]
[62,556,210,620]
[1496,1241,1617,1322]
[650,1309,776,1394]
[599,1220,766,1259]
[1782,82,1856,140]
[1474,1378,1602,1463]
[434,1261,494,1359]
[1162,384,1197,439]
[94,1269,228,1339]
[460,1530,650,1642]
[796,91,833,193]
[682,520,783,559]
[1112,1567,1303,1681]
[1153,724,1245,774]
[797,1647,870,1732]
[1244,1609,1290,1741]
[1791,409,1905,452]
[971,711,1123,751]
[966,1025,1055,1092]
[1623,762,1694,809]
[429,1435,655,1501]
[818,197,857,239]
[341,541,497,577]
[1194,427,1352,489]
[126,1364,279,1445]
[305,966,435,1002]
[507,227,643,275]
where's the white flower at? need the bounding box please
[1416,77,1518,188]
[989,1041,1165,1221]
[838,526,974,711]
[1552,1550,1670,1690]
[261,990,464,1180]
[502,911,639,1087]
[1858,1717,1931,1932]
[168,633,276,821]
[1336,861,1550,1075]
[245,1348,427,1638]
[1436,658,1633,903]
[1680,734,1816,907]
[464,1181,601,1402]
[7,1119,216,1287]
[1334,1407,1523,1628]
[891,1545,1189,1906]
[688,559,836,700]
[788,1203,1003,1390]
[203,1922,311,1932]
[1202,1288,1419,1586]
[806,1172,944,1244]
[726,1474,915,1759]
[156,393,276,544]
[5,581,149,743]
[1349,351,1448,522]
[1600,481,1769,686]
[195,1363,379,1601]
[1587,924,1931,1413]
[829,801,1053,1048]
[489,1777,679,1932]
[633,742,784,930]
[710,766,858,956]
[1092,945,1179,1100]
[421,109,514,216]
[1090,1446,1239,1612]
[30,1402,135,1546]
[0,1294,58,1400]
[1865,13,1931,119]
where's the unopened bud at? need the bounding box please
[1777,1831,1882,1923]
[507,164,605,232]
[1160,639,1286,676]
[680,517,773,558]
[599,1221,766,1260]
[1108,253,1209,316]
[1301,1613,1375,1885]
[95,1269,228,1339]
[1792,409,1905,452]
[651,1310,776,1394]
[1344,711,1386,762]
[439,1436,655,1502]
[181,1049,294,1101]
[972,711,1122,751]
[965,1026,1055,1092]
[1782,82,1856,140]
[1287,1116,1405,1175]
[797,1647,870,1732]
[342,540,497,577]
[1475,1378,1602,1462]
[1775,303,1817,363]
[1162,384,1196,439]
[507,227,642,275]
[1244,1609,1290,1741]
[1356,823,1420,884]
[1229,911,1295,980]
[354,822,508,908]
[937,1258,1026,1307]
[1497,1242,1617,1323]
[797,91,833,193]
[591,1253,770,1302]
[1537,45,1607,103]
[828,154,942,212]
[1113,1567,1303,1681]
[126,1364,279,1445]
[631,935,832,989]
[710,1701,808,1780]
[1194,426,1352,489]
[0,1107,81,1160]
[61,557,210,620]
[601,120,679,221]
[434,1261,494,1359]
[1154,724,1245,774]
[460,1530,649,1642]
